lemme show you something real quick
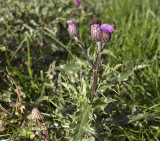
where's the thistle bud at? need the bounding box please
[101,32,111,43]
[83,6,87,12]
[101,24,114,43]
[89,18,102,42]
[67,20,79,37]
[74,0,82,8]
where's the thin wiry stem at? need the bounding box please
[74,37,94,69]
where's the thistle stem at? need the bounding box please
[90,43,105,101]
[75,37,106,101]
[90,69,97,101]
[97,42,101,52]
[89,52,101,101]
[75,37,94,69]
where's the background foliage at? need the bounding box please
[0,0,160,140]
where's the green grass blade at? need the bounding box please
[44,27,76,59]
[10,36,27,62]
[26,36,33,79]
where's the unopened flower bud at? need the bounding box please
[67,20,79,37]
[89,18,102,42]
[101,32,111,43]
[74,0,82,8]
[83,6,87,12]
[101,24,114,43]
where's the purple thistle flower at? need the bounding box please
[67,20,79,37]
[101,23,115,43]
[76,0,82,3]
[101,24,114,33]
[89,18,102,42]
[67,20,74,25]
[75,0,82,7]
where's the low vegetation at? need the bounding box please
[0,0,160,140]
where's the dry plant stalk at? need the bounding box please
[5,72,23,109]
[28,108,49,136]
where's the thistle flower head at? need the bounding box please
[101,23,115,43]
[89,18,102,26]
[76,0,82,3]
[75,0,82,7]
[67,20,79,37]
[101,24,114,33]
[101,32,111,43]
[89,18,102,42]
[67,20,74,25]
[27,108,43,121]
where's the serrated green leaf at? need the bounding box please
[112,64,123,71]
[61,82,78,95]
[133,64,148,70]
[81,77,87,96]
[128,113,151,123]
[150,126,160,131]
[102,49,117,59]
[72,106,91,141]
[68,83,78,95]
[61,82,70,92]
[57,63,81,75]
[97,85,107,93]
[105,64,147,83]
[117,70,134,81]
[107,75,117,83]
[92,98,117,111]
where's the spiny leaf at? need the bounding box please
[112,64,123,71]
[92,98,117,111]
[97,85,107,93]
[81,77,87,96]
[117,64,147,82]
[128,113,152,123]
[61,82,78,95]
[102,49,117,59]
[117,70,134,81]
[133,64,148,70]
[57,63,81,75]
[72,105,92,141]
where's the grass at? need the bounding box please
[0,0,160,140]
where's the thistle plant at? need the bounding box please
[65,18,146,140]
[67,18,115,101]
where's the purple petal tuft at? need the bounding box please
[76,0,82,4]
[101,24,114,33]
[67,20,74,25]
